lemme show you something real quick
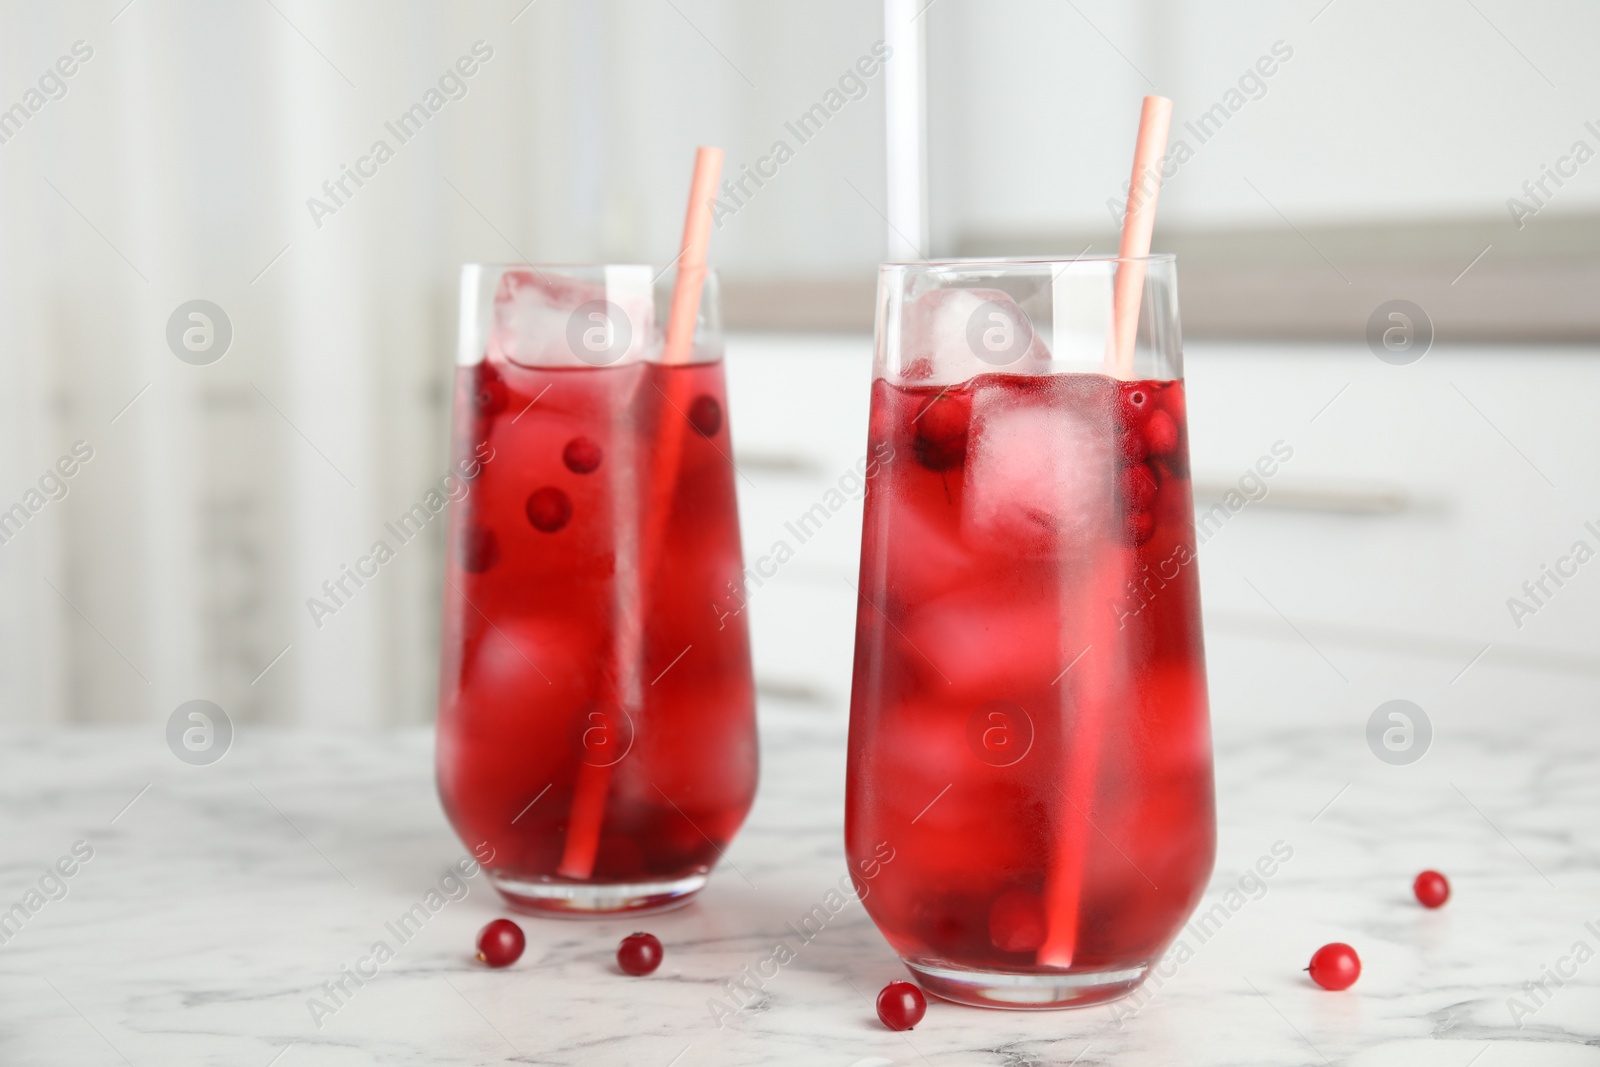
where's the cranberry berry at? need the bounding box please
[473,364,509,418]
[1144,409,1179,457]
[617,932,663,976]
[475,919,525,968]
[876,980,927,1030]
[1157,446,1190,480]
[688,395,723,437]
[1120,427,1149,465]
[563,436,603,474]
[1307,943,1361,991]
[457,525,499,573]
[525,487,573,533]
[1414,870,1450,909]
[1118,385,1154,427]
[912,394,968,472]
[1121,463,1158,510]
[1125,509,1156,547]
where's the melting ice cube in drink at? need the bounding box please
[899,288,1051,384]
[960,375,1118,559]
[465,614,593,709]
[490,270,599,366]
[903,584,1067,698]
[490,267,655,368]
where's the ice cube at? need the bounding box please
[989,888,1047,952]
[878,483,977,605]
[960,375,1118,559]
[489,266,655,368]
[900,288,1052,384]
[902,583,1065,698]
[464,614,593,712]
[489,269,598,366]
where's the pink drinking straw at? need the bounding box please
[1038,97,1172,968]
[663,146,724,365]
[1107,95,1172,379]
[557,146,725,882]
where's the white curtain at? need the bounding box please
[0,0,891,726]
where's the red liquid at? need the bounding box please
[437,356,757,907]
[845,372,1213,992]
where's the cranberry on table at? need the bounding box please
[688,395,723,437]
[475,919,525,968]
[617,932,663,976]
[1307,943,1361,990]
[525,487,573,533]
[1414,870,1450,908]
[563,436,603,474]
[876,980,926,1030]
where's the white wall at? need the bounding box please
[930,0,1600,240]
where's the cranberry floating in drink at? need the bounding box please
[436,151,756,917]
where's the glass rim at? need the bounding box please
[457,263,722,368]
[880,253,1175,271]
[459,262,718,275]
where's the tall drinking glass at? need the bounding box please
[437,264,757,915]
[845,256,1214,1007]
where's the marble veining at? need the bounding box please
[1,659,1598,1066]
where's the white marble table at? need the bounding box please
[4,633,1600,1067]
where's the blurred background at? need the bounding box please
[2,0,1597,728]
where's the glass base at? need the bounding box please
[904,958,1150,1010]
[488,871,708,918]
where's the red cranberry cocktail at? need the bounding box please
[437,265,757,915]
[846,257,1215,1008]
